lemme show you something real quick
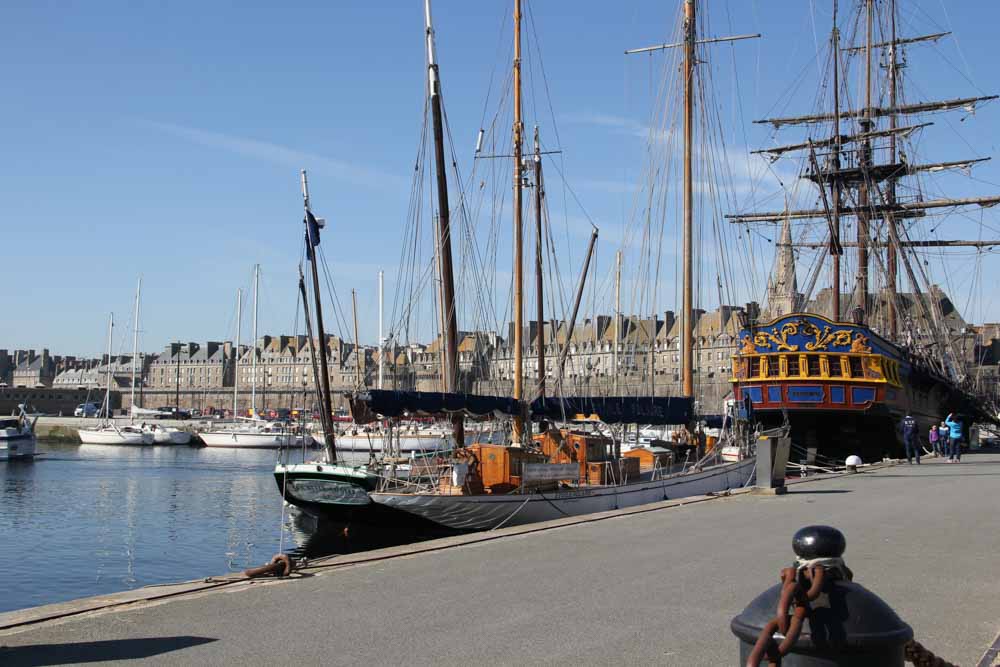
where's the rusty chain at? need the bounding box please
[903,639,958,667]
[243,553,296,579]
[745,564,958,667]
[746,565,826,667]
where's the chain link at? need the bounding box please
[746,565,826,667]
[745,563,957,667]
[903,639,959,667]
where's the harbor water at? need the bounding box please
[1,441,373,614]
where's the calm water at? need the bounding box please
[0,441,342,614]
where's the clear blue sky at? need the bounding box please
[4,0,1000,357]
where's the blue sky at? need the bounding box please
[4,0,1000,356]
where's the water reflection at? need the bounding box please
[0,441,295,613]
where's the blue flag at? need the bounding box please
[305,211,322,260]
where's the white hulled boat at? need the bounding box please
[78,422,153,445]
[78,311,155,446]
[0,412,37,460]
[200,418,310,449]
[142,422,192,445]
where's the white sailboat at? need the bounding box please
[128,278,191,445]
[78,312,154,446]
[199,265,311,449]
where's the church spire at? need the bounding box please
[766,216,802,317]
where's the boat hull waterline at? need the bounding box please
[78,428,154,446]
[0,433,37,460]
[370,458,755,532]
[201,430,311,449]
[274,462,450,534]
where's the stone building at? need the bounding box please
[147,342,235,391]
[53,355,151,390]
[11,349,57,388]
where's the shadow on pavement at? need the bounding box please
[786,489,852,495]
[0,636,217,666]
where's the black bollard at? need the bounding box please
[731,525,913,666]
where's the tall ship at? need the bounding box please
[726,0,999,459]
[277,0,757,532]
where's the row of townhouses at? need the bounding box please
[7,240,999,412]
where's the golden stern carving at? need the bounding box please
[752,322,800,352]
[850,333,873,354]
[803,323,853,351]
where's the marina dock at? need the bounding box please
[2,451,999,666]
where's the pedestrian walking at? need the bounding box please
[902,413,919,464]
[928,423,941,456]
[945,413,963,462]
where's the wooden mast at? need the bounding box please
[425,0,463,445]
[831,0,842,320]
[352,289,362,387]
[624,2,758,400]
[885,0,900,339]
[512,0,525,442]
[297,266,334,461]
[681,0,695,399]
[856,0,874,317]
[533,126,545,400]
[301,170,336,462]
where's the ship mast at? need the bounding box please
[625,1,758,401]
[681,0,695,399]
[855,0,874,318]
[831,0,843,320]
[533,126,545,400]
[727,0,1000,383]
[885,0,900,338]
[425,0,464,447]
[301,170,337,463]
[512,0,525,443]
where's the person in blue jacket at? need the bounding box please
[901,413,919,464]
[944,412,963,463]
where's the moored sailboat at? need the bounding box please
[78,312,154,446]
[362,0,757,532]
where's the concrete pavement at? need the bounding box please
[2,452,999,666]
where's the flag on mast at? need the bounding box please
[305,211,324,260]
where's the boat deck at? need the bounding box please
[3,450,1000,665]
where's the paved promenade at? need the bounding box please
[2,451,999,666]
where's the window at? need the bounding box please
[807,355,822,377]
[828,355,843,378]
[749,357,762,377]
[849,356,864,378]
[786,355,800,376]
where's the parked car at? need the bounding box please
[74,403,101,418]
[155,406,192,420]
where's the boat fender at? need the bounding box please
[243,553,294,579]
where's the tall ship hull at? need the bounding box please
[371,458,754,532]
[731,313,984,460]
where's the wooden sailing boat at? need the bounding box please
[726,0,1000,460]
[362,0,754,532]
